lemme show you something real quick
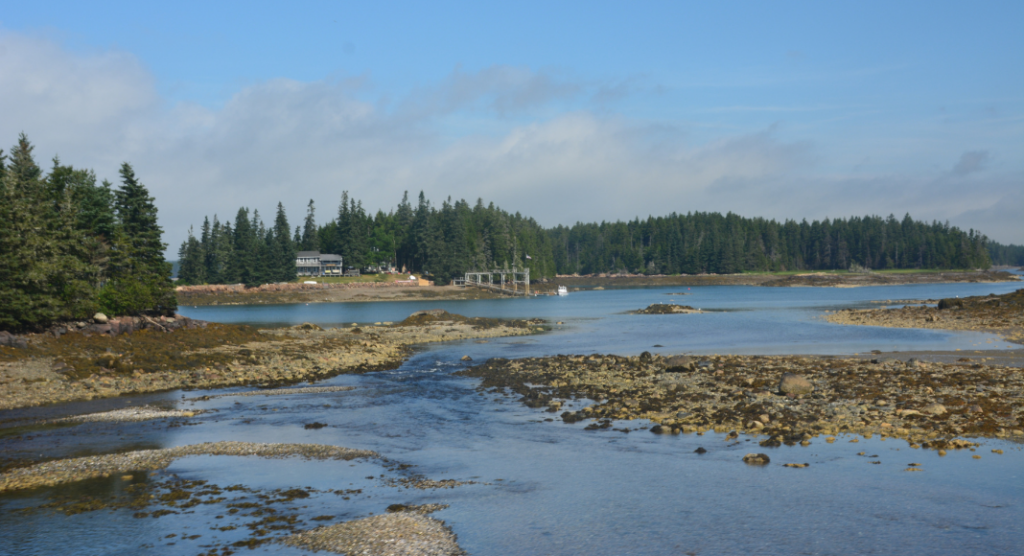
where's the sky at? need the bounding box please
[2,1,1022,254]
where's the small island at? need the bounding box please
[633,303,701,314]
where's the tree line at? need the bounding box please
[178,192,1002,287]
[0,134,175,331]
[987,242,1024,267]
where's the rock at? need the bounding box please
[0,331,28,349]
[742,453,771,465]
[93,312,109,324]
[906,358,920,368]
[748,421,764,430]
[639,351,653,363]
[664,356,694,373]
[694,447,707,454]
[294,322,323,331]
[410,309,447,317]
[778,372,814,395]
[650,425,670,434]
[920,403,947,415]
[461,355,473,361]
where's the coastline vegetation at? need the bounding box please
[0,134,174,331]
[178,192,1001,288]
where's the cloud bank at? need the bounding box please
[1,31,1021,254]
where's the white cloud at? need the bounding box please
[1,30,1021,254]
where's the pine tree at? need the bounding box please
[301,199,319,251]
[100,163,176,315]
[272,202,296,282]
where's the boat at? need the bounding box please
[556,285,568,296]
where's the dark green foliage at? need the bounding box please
[0,134,174,330]
[103,163,176,315]
[987,242,1024,267]
[548,212,991,275]
[183,199,995,287]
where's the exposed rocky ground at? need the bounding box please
[535,270,1018,291]
[633,303,700,314]
[0,441,377,493]
[48,405,203,424]
[178,283,503,306]
[283,512,464,556]
[458,352,1024,450]
[0,311,544,410]
[826,289,1024,345]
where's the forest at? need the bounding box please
[177,190,1011,287]
[0,134,175,331]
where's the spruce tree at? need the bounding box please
[100,163,176,315]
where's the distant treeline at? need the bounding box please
[0,134,175,331]
[178,192,1000,286]
[987,242,1024,267]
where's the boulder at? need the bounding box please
[0,331,28,349]
[664,356,694,373]
[920,403,947,415]
[779,372,814,395]
[93,312,109,324]
[461,355,473,362]
[742,453,771,465]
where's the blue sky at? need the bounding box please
[2,1,1022,251]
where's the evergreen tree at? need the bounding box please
[272,202,296,282]
[301,199,318,251]
[100,163,176,315]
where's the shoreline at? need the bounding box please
[0,311,544,411]
[175,270,1020,306]
[824,288,1024,345]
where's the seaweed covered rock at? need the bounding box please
[778,372,814,395]
[635,304,699,315]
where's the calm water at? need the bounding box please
[2,282,1022,556]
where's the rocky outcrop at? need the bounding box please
[634,304,699,314]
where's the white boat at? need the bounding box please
[556,285,568,296]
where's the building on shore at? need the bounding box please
[296,251,343,276]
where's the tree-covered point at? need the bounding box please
[0,134,175,331]
[180,191,998,287]
[987,242,1024,267]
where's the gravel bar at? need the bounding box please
[186,385,356,400]
[282,513,464,556]
[49,406,201,423]
[0,441,378,493]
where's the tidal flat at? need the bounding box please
[2,281,1023,555]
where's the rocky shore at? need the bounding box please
[536,269,1018,291]
[0,311,544,410]
[826,289,1024,344]
[458,352,1024,449]
[178,282,503,306]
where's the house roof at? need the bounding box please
[319,254,342,262]
[296,251,321,258]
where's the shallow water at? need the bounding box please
[2,282,1023,555]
